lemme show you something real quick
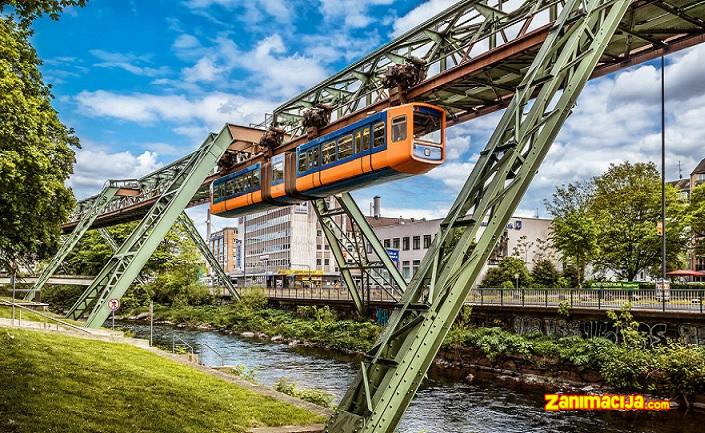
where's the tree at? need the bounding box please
[0,18,78,277]
[481,256,532,288]
[0,1,87,28]
[545,181,598,287]
[532,258,561,288]
[590,162,688,281]
[687,184,705,257]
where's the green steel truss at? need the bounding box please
[313,194,406,315]
[65,128,232,328]
[268,0,705,135]
[176,212,239,299]
[23,180,137,301]
[328,0,633,431]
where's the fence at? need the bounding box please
[469,288,705,313]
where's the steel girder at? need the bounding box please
[65,128,232,328]
[23,181,127,301]
[313,194,406,315]
[269,0,705,136]
[176,212,240,300]
[327,0,634,431]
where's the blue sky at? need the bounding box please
[29,0,705,233]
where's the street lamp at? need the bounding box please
[514,272,520,289]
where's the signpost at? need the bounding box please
[108,298,120,330]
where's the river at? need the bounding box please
[120,322,702,433]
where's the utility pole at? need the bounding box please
[661,55,667,281]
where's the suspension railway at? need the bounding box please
[30,0,705,432]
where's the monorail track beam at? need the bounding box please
[328,0,634,431]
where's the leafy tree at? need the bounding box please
[590,162,688,281]
[687,184,705,257]
[531,258,561,288]
[0,1,87,28]
[0,18,78,276]
[545,181,598,287]
[481,256,532,288]
[511,235,534,263]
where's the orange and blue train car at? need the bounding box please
[210,102,446,218]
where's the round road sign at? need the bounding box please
[108,298,120,312]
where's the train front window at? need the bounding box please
[272,156,284,184]
[373,122,385,148]
[413,111,442,144]
[298,151,308,172]
[322,141,336,165]
[392,116,407,142]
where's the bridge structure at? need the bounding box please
[24,0,705,432]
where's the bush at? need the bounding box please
[41,285,83,312]
[274,377,334,408]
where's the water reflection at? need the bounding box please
[120,322,702,433]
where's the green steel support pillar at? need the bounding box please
[23,182,126,301]
[313,193,406,315]
[328,0,633,431]
[66,128,232,327]
[176,212,240,300]
[97,227,146,287]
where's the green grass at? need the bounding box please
[0,328,324,433]
[0,305,48,322]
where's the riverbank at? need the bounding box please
[126,296,705,409]
[0,326,325,433]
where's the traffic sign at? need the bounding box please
[108,298,120,312]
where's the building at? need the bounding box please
[236,198,345,287]
[208,227,240,274]
[669,157,705,274]
[368,198,557,283]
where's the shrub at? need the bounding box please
[274,377,334,408]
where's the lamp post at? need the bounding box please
[514,272,520,289]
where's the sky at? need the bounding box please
[29,0,705,236]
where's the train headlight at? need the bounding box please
[424,148,431,157]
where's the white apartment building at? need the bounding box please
[369,211,557,283]
[235,198,346,287]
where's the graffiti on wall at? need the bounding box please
[511,315,691,347]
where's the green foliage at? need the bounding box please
[532,258,561,288]
[0,328,323,432]
[591,162,688,281]
[688,184,705,256]
[545,181,598,287]
[606,302,644,347]
[274,377,334,408]
[40,284,82,311]
[0,0,88,28]
[0,18,77,272]
[227,364,260,383]
[557,300,570,317]
[481,256,532,288]
[500,280,515,289]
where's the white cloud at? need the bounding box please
[68,148,160,198]
[75,90,274,130]
[319,0,394,28]
[90,49,169,77]
[183,0,292,24]
[182,57,223,83]
[392,0,456,37]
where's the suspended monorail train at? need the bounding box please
[210,103,446,218]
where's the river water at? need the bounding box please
[120,322,702,433]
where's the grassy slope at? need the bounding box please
[0,328,323,433]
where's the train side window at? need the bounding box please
[338,134,353,159]
[298,150,308,173]
[361,127,370,152]
[252,170,260,189]
[272,160,284,184]
[322,141,336,165]
[373,122,385,148]
[392,115,407,142]
[308,146,320,170]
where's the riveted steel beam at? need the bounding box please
[66,128,232,327]
[313,193,406,315]
[327,0,634,431]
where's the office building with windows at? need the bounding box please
[208,227,240,274]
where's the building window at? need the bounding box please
[316,259,322,266]
[402,237,410,251]
[412,260,420,275]
[402,261,411,280]
[423,234,432,249]
[324,258,330,265]
[383,239,390,248]
[412,236,420,250]
[317,244,322,250]
[392,238,400,249]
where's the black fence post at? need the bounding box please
[598,289,602,310]
[501,288,504,307]
[570,288,574,308]
[545,289,548,307]
[480,289,484,305]
[700,289,703,314]
[521,289,525,307]
[662,290,666,312]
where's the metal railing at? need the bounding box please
[0,299,93,333]
[239,285,399,303]
[469,288,705,313]
[171,333,194,355]
[201,342,225,366]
